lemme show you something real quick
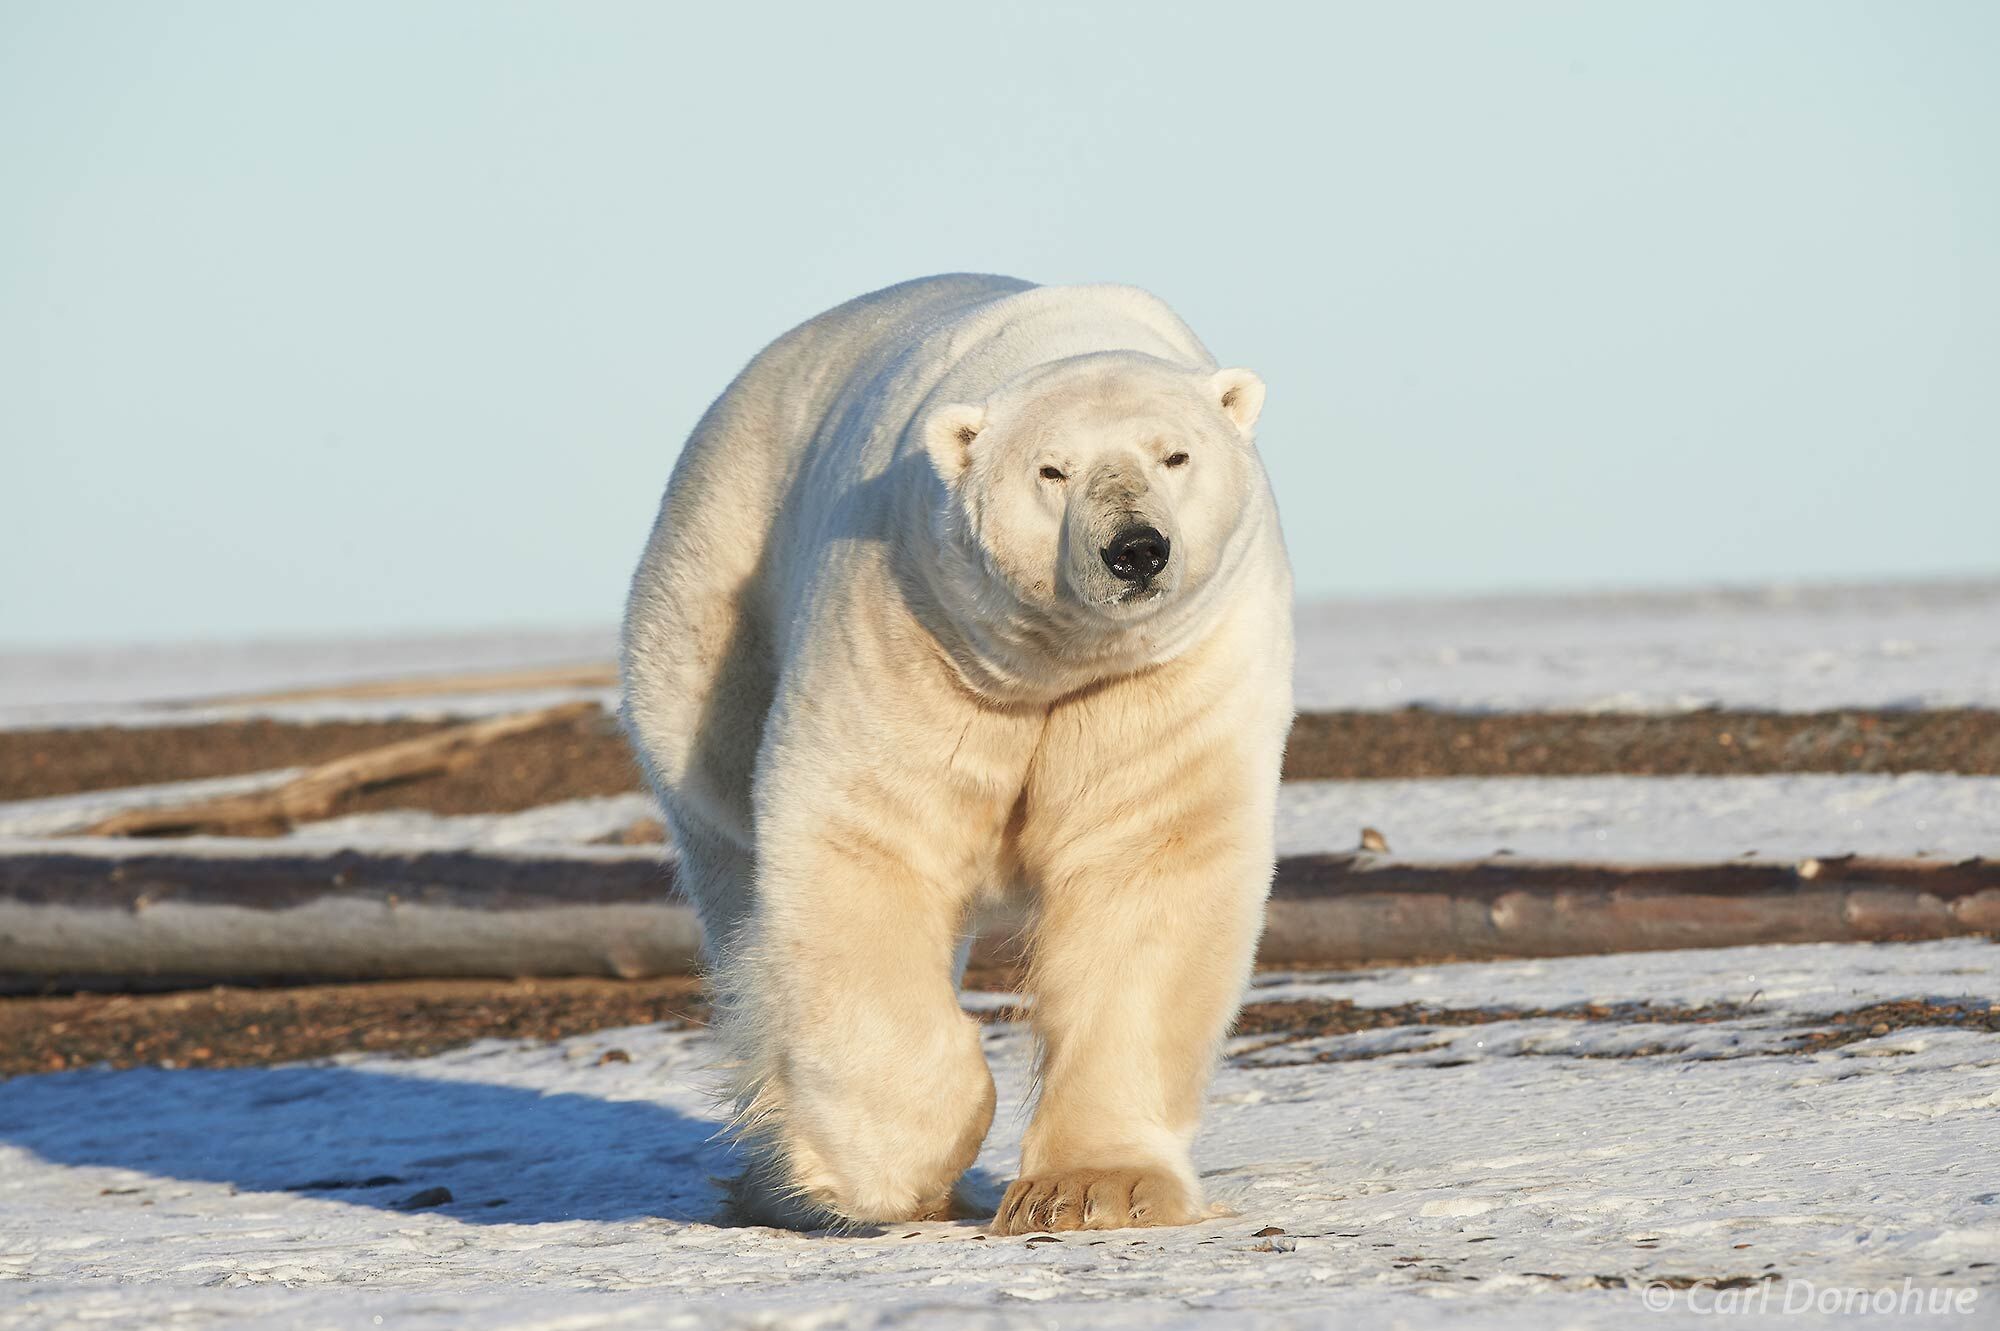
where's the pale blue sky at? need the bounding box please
[3,1,1995,646]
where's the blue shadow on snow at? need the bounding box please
[0,1062,731,1225]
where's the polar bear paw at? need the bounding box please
[991,1167,1199,1235]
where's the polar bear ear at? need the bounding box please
[924,403,987,484]
[1210,368,1266,437]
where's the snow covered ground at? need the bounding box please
[1292,579,2000,714]
[6,580,1997,727]
[9,773,1996,863]
[3,939,1996,1329]
[0,628,613,718]
[1273,772,2000,864]
[260,769,2000,862]
[5,582,1995,1324]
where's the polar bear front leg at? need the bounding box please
[997,682,1282,1235]
[717,785,1001,1228]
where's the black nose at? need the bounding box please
[1102,525,1170,583]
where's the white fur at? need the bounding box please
[620,274,1293,1231]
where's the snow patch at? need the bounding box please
[1276,772,2000,863]
[3,940,1996,1328]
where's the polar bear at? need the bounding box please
[621,274,1293,1233]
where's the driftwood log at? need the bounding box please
[2,843,1993,991]
[80,702,600,838]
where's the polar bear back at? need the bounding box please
[620,275,1030,811]
[664,274,1031,565]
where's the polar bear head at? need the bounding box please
[923,353,1266,628]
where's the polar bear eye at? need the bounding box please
[1039,465,1067,482]
[1163,451,1190,468]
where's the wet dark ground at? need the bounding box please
[6,706,1999,814]
[8,974,1995,1080]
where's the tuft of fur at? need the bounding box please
[621,274,1292,1229]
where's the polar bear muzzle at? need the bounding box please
[1101,524,1170,584]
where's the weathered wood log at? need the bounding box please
[0,841,1992,990]
[79,702,600,838]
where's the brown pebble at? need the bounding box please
[1253,1226,1286,1237]
[1868,1023,1891,1036]
[596,1048,631,1065]
[1359,827,1390,854]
